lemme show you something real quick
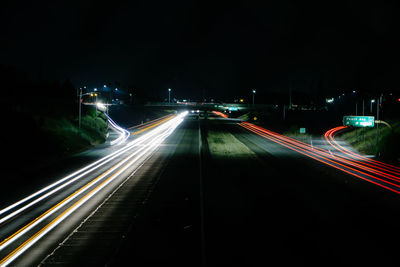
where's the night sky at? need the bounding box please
[2,0,400,101]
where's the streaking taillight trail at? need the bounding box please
[324,126,400,174]
[238,122,400,195]
[212,111,228,118]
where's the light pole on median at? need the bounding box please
[252,89,256,105]
[168,88,172,103]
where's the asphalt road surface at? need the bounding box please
[1,112,400,266]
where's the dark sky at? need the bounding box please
[2,0,400,100]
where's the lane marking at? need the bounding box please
[0,112,186,266]
[0,114,177,224]
[132,116,175,135]
[239,122,400,194]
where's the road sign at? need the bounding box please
[228,106,238,111]
[343,116,375,127]
[299,128,306,134]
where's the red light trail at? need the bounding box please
[238,122,400,194]
[212,111,228,118]
[324,126,400,174]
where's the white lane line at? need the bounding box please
[0,115,185,266]
[0,115,180,223]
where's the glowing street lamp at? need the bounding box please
[79,90,97,131]
[96,102,106,112]
[168,88,172,103]
[370,99,375,113]
[252,89,256,105]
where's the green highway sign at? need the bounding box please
[228,106,239,111]
[343,116,375,127]
[299,128,306,134]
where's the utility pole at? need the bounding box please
[355,102,358,116]
[362,99,365,116]
[370,99,375,113]
[283,105,286,120]
[362,99,365,142]
[79,88,82,131]
[376,97,379,154]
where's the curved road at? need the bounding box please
[2,112,400,266]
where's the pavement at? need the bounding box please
[2,113,400,266]
[112,115,400,266]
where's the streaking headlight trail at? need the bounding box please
[0,113,179,223]
[104,113,130,145]
[0,111,187,266]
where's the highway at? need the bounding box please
[112,114,400,267]
[1,111,400,266]
[0,112,187,266]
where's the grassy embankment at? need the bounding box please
[338,121,400,160]
[238,111,400,161]
[43,106,175,156]
[1,66,109,168]
[41,109,108,156]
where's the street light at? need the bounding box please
[252,89,256,105]
[78,90,98,131]
[370,99,375,113]
[96,102,106,112]
[168,88,172,103]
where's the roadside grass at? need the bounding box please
[41,110,108,156]
[237,111,400,161]
[237,111,267,123]
[237,112,250,121]
[283,125,314,142]
[339,121,400,160]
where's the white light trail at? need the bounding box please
[0,112,186,266]
[0,112,187,225]
[105,113,130,145]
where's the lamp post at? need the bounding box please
[79,90,97,131]
[353,90,357,115]
[104,84,111,103]
[79,88,82,131]
[168,88,171,103]
[93,90,98,114]
[370,99,375,113]
[252,89,256,105]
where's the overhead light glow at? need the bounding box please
[96,102,106,111]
